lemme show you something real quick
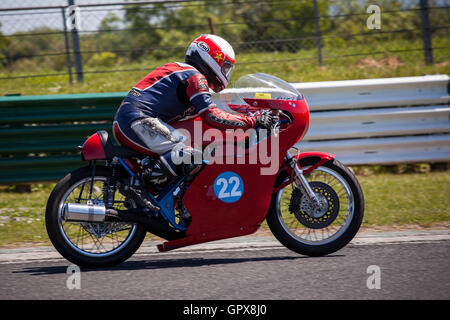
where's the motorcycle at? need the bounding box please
[45,73,364,268]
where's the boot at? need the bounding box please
[159,147,203,177]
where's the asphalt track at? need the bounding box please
[1,229,449,301]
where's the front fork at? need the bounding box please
[286,150,324,212]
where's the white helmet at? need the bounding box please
[185,34,235,93]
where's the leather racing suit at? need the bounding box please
[113,62,258,176]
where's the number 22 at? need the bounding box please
[216,176,242,199]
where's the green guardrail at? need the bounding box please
[0,92,127,184]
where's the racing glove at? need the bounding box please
[201,106,257,130]
[255,113,273,129]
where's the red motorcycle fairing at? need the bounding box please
[158,151,279,252]
[158,153,336,252]
[157,97,311,252]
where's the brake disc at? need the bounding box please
[289,181,340,229]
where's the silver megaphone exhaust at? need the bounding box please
[63,203,106,222]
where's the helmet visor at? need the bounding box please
[221,61,234,81]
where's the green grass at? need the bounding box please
[1,38,449,96]
[0,184,54,247]
[359,171,450,225]
[0,170,449,248]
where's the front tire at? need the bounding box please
[45,166,147,268]
[266,158,364,256]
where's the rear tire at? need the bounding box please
[45,166,147,268]
[266,158,364,256]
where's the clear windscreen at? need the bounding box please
[212,73,302,113]
[232,73,302,101]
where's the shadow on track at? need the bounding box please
[14,254,344,276]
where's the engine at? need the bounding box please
[139,157,172,187]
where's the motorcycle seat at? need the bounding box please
[96,130,144,159]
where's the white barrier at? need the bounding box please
[300,134,450,165]
[292,75,450,111]
[305,105,450,140]
[214,75,450,165]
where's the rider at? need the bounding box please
[113,34,272,182]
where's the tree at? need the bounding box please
[122,2,167,60]
[235,0,331,52]
[0,22,10,68]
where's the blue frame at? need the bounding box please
[118,157,188,231]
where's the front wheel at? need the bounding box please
[45,166,147,267]
[266,158,364,256]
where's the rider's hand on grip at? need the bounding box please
[255,112,273,129]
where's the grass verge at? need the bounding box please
[1,38,449,96]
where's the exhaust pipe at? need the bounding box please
[63,203,106,222]
[62,204,186,241]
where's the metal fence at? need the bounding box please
[0,0,448,84]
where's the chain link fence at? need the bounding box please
[0,0,448,84]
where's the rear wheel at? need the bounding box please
[266,158,364,256]
[45,166,147,267]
